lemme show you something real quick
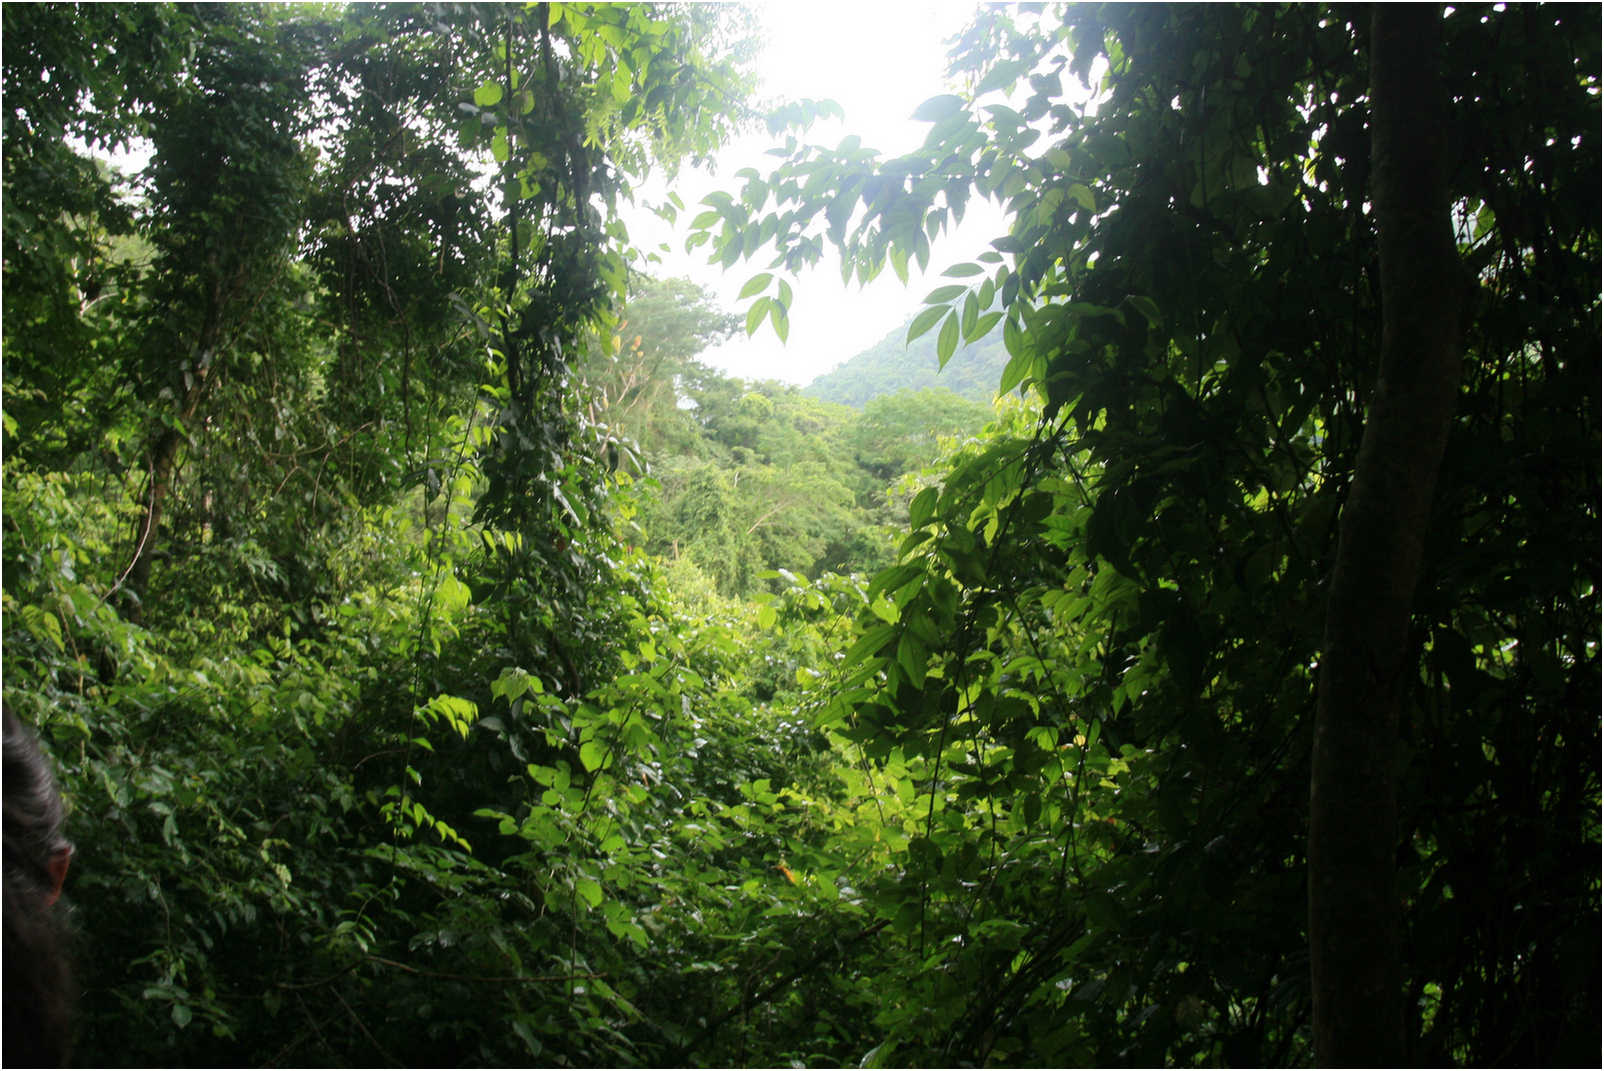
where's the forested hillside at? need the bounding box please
[803,314,1010,407]
[4,4,1598,1068]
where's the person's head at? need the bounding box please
[3,708,74,1067]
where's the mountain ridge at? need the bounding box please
[802,313,1010,408]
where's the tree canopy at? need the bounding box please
[3,3,1597,1068]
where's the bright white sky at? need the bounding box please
[621,1,1011,387]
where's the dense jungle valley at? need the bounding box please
[2,3,1598,1066]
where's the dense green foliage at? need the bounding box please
[698,3,1600,1065]
[4,3,1598,1068]
[804,313,1010,408]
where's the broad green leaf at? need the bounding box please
[999,349,1031,395]
[474,81,504,107]
[897,631,927,684]
[978,277,996,308]
[844,624,897,666]
[976,58,1028,96]
[909,486,939,529]
[912,93,964,122]
[936,311,959,367]
[738,272,772,299]
[869,595,898,625]
[574,877,603,909]
[923,284,967,304]
[1003,314,1026,358]
[870,563,924,600]
[966,310,1003,344]
[745,296,772,336]
[1126,294,1162,327]
[907,304,947,343]
[438,572,471,613]
[826,184,859,237]
[890,246,910,284]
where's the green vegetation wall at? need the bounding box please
[3,3,1597,1069]
[698,4,1600,1065]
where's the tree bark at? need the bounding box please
[1309,6,1472,1065]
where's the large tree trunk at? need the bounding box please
[1308,6,1473,1064]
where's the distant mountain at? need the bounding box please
[803,315,1010,408]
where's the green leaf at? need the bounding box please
[474,81,504,107]
[438,573,471,613]
[869,595,899,625]
[574,877,604,909]
[579,739,606,772]
[936,311,960,367]
[999,348,1031,395]
[966,310,1004,344]
[909,486,939,529]
[1067,182,1096,212]
[942,262,985,277]
[1126,294,1163,327]
[1003,314,1026,358]
[844,624,897,666]
[826,184,860,237]
[890,246,910,285]
[907,304,947,343]
[924,284,966,304]
[738,272,773,299]
[869,562,924,600]
[912,93,964,122]
[977,58,1028,96]
[897,631,927,684]
[745,297,772,336]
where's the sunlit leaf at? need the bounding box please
[912,93,964,122]
[745,296,772,336]
[936,311,959,367]
[574,877,604,908]
[907,304,947,342]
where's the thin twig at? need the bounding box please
[365,953,604,986]
[99,458,158,607]
[332,986,402,1068]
